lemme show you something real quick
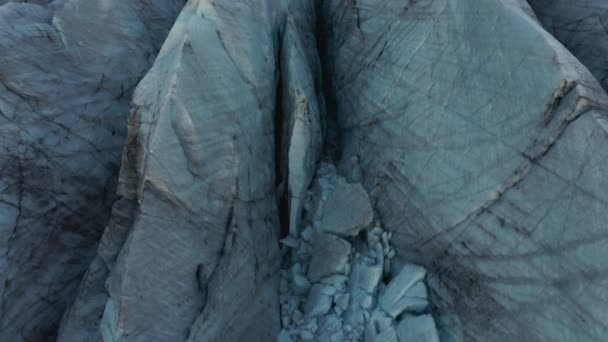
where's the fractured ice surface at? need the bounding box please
[529,0,608,91]
[278,0,324,238]
[321,0,608,341]
[278,164,439,342]
[95,1,284,341]
[0,1,184,340]
[3,0,608,341]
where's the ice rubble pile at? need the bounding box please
[278,164,439,342]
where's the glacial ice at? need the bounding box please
[278,164,438,342]
[2,0,608,341]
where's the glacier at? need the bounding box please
[1,0,608,341]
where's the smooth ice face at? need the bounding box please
[396,314,440,342]
[307,233,351,283]
[317,178,374,237]
[378,265,427,318]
